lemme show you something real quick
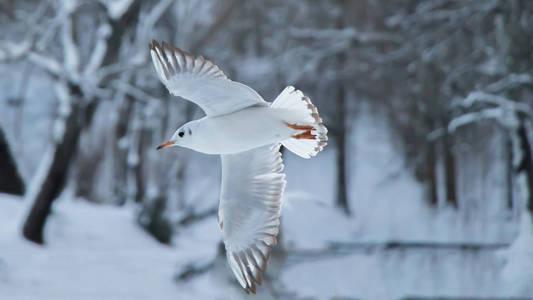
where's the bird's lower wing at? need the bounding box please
[149,40,267,117]
[219,144,286,294]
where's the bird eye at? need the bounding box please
[188,128,192,135]
[178,131,184,137]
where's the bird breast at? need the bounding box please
[190,107,295,155]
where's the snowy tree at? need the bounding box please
[0,0,170,243]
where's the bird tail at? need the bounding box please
[271,86,328,158]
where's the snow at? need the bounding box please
[100,0,135,21]
[0,194,259,300]
[277,105,524,298]
[20,146,54,223]
[0,196,181,300]
[0,94,528,299]
[462,91,532,116]
[0,191,523,300]
[282,193,356,250]
[61,15,80,79]
[281,247,509,299]
[27,52,62,77]
[2,1,532,298]
[283,105,515,247]
[500,210,533,296]
[486,73,533,93]
[0,40,32,61]
[0,104,530,299]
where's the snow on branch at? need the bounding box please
[27,52,62,77]
[461,91,532,116]
[134,0,173,56]
[99,0,135,20]
[95,0,173,82]
[387,0,499,27]
[448,108,506,133]
[0,40,33,61]
[84,23,113,77]
[113,80,159,103]
[141,0,174,33]
[448,90,533,134]
[0,0,49,62]
[289,27,403,44]
[387,8,470,27]
[60,13,80,82]
[485,73,533,93]
[17,0,81,81]
[53,82,72,142]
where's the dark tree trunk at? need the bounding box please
[113,95,134,204]
[22,94,86,244]
[505,134,514,209]
[334,11,350,215]
[443,133,457,208]
[133,125,146,203]
[426,143,438,206]
[334,78,350,215]
[0,126,25,195]
[74,95,105,201]
[137,196,173,244]
[74,151,102,201]
[335,134,349,214]
[517,121,533,214]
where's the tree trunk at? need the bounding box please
[334,80,350,215]
[334,10,350,215]
[134,126,146,203]
[426,143,438,206]
[506,133,514,209]
[517,121,533,214]
[443,133,457,208]
[22,94,86,244]
[113,95,134,204]
[0,126,25,195]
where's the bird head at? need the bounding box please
[156,122,196,150]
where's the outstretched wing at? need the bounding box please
[219,144,286,294]
[149,40,267,117]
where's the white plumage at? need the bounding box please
[149,40,327,293]
[150,41,266,117]
[220,144,285,293]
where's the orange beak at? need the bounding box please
[156,140,174,150]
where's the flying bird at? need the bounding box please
[149,40,327,294]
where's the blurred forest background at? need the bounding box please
[1,0,533,299]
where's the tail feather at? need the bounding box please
[272,86,327,158]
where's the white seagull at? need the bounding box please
[149,40,327,294]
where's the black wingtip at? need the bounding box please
[149,39,160,50]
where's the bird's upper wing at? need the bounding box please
[149,40,267,117]
[219,144,286,294]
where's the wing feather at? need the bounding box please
[219,144,286,294]
[149,40,267,116]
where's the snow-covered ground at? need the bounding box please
[276,108,523,299]
[0,102,529,299]
[0,194,522,300]
[0,196,182,300]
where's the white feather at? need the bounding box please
[219,144,286,293]
[149,41,267,117]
